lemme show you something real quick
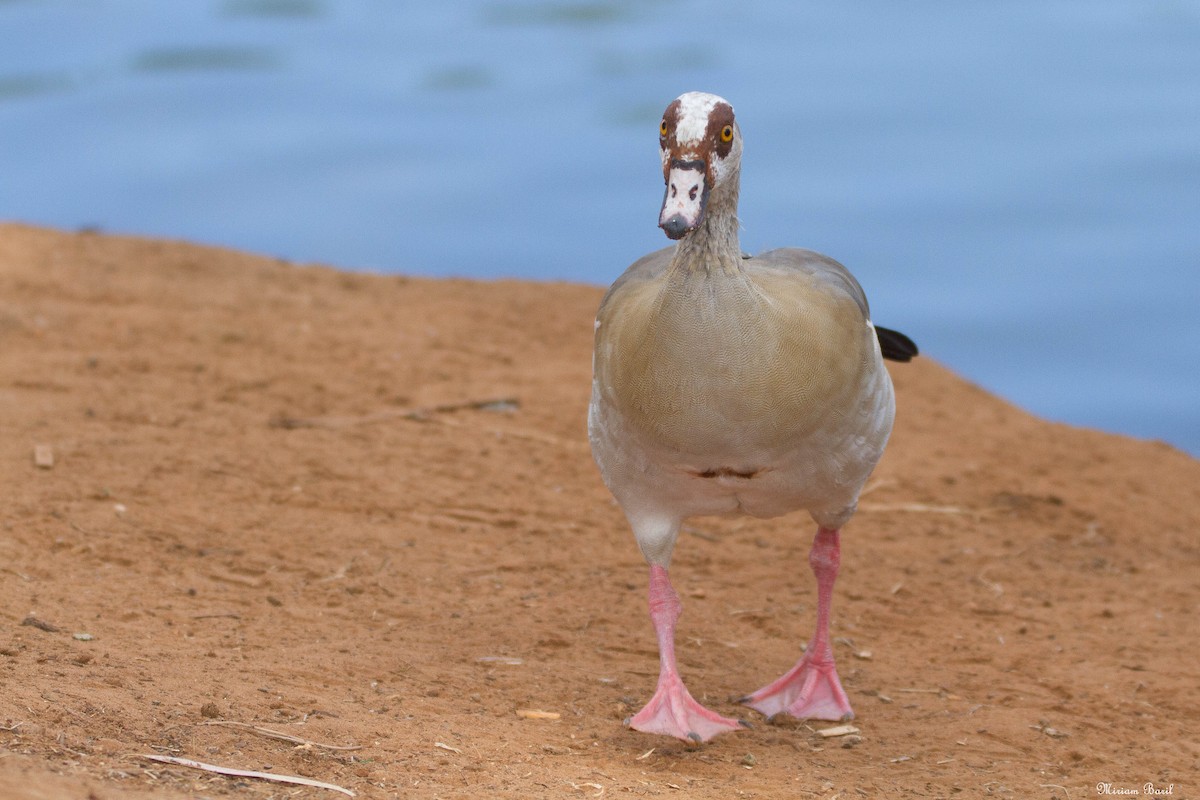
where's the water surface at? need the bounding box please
[2,0,1198,453]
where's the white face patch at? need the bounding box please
[659,164,707,236]
[674,91,729,145]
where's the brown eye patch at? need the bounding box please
[660,98,682,145]
[705,102,736,157]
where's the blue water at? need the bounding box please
[2,0,1198,455]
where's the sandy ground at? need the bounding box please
[1,223,1197,799]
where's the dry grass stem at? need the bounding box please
[138,754,354,796]
[200,720,362,751]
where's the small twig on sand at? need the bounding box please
[20,615,60,633]
[270,396,587,451]
[859,502,981,515]
[138,754,355,796]
[270,397,519,430]
[200,720,361,751]
[858,478,896,498]
[683,526,720,542]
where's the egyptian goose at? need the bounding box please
[588,91,917,743]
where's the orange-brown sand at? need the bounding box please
[2,223,1196,798]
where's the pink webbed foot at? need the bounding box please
[740,652,854,721]
[628,674,745,743]
[743,527,854,722]
[630,564,746,743]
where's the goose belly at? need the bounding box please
[588,361,894,527]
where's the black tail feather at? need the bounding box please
[875,325,918,362]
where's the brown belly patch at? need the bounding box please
[690,467,763,480]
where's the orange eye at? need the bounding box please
[659,120,668,137]
[720,124,734,142]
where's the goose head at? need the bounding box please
[657,91,742,240]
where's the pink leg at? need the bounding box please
[741,528,854,721]
[627,565,745,743]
